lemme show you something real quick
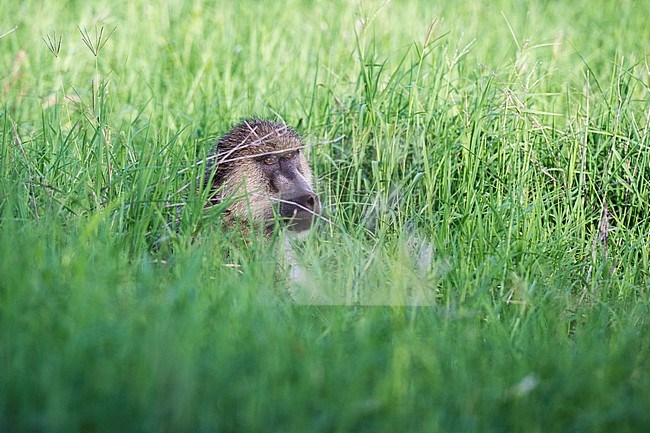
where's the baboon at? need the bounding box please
[205,119,321,233]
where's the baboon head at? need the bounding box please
[206,119,321,233]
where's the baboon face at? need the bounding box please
[207,120,321,232]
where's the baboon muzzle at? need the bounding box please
[279,191,320,232]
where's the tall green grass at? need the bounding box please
[1,0,649,431]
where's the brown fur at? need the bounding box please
[206,119,319,232]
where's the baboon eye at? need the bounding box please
[262,156,277,165]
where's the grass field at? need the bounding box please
[1,0,649,431]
